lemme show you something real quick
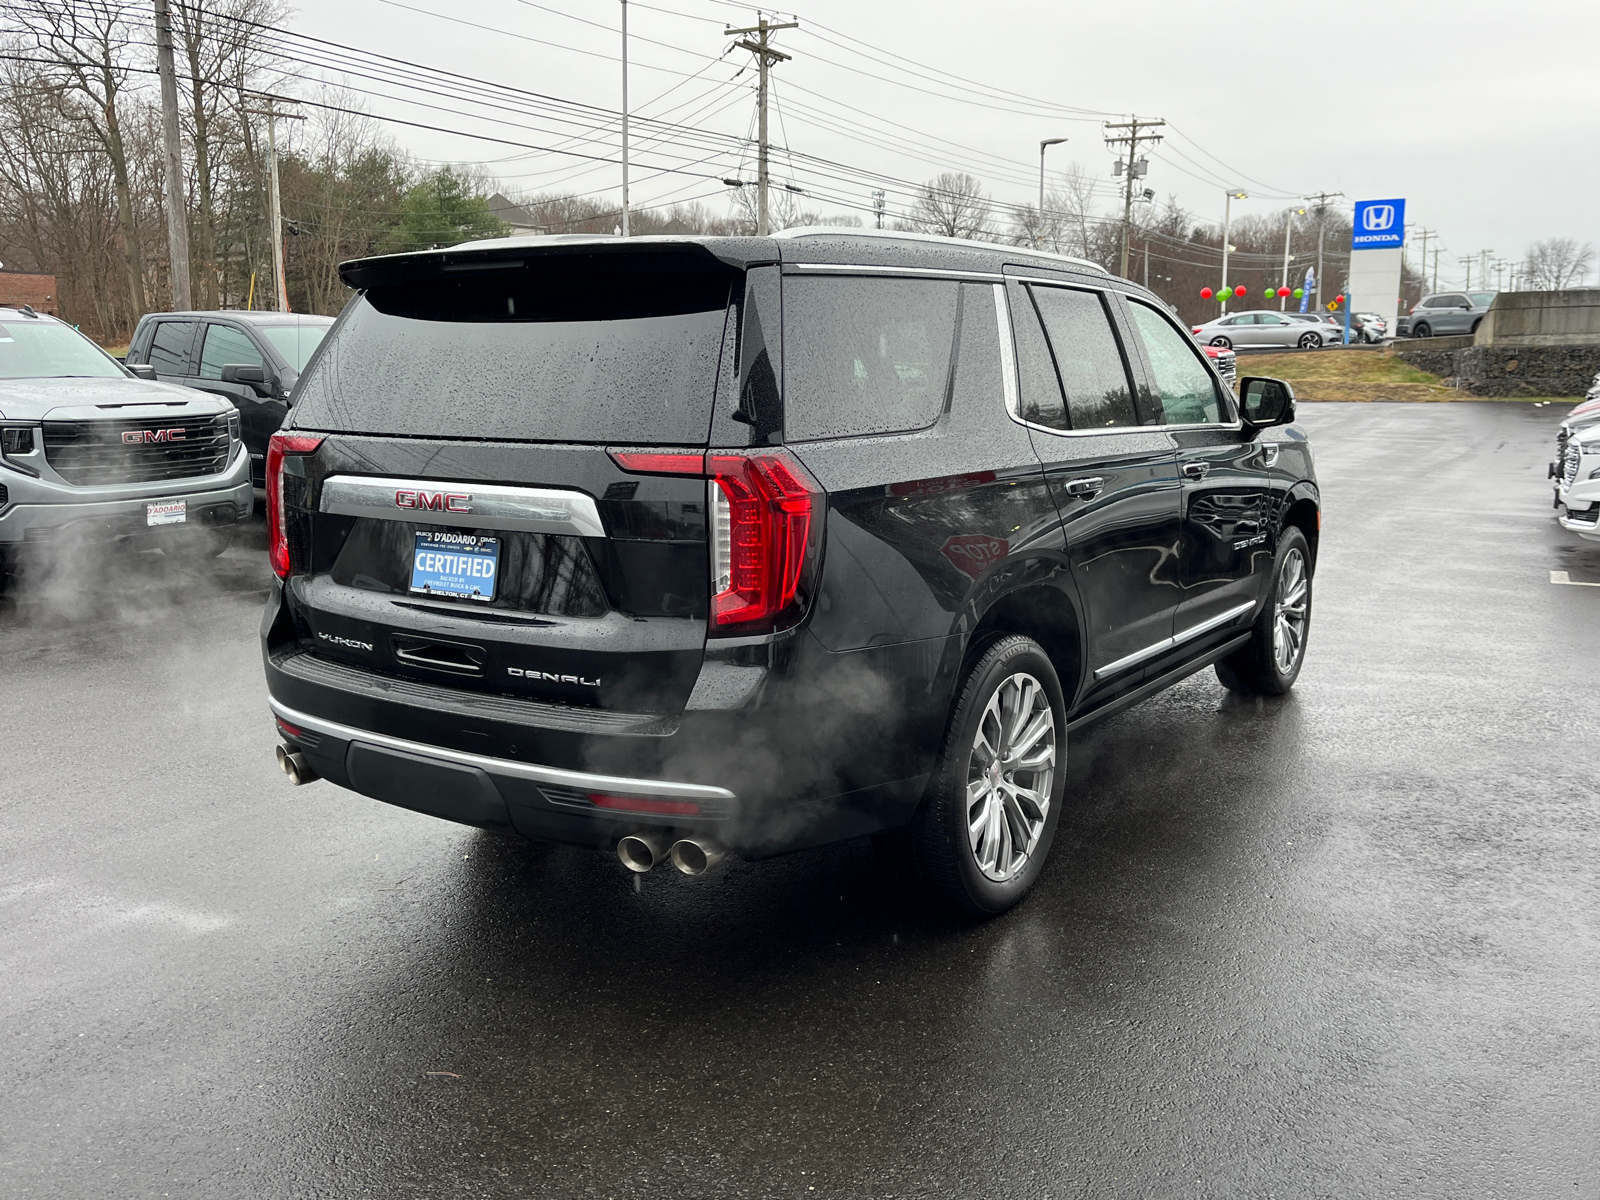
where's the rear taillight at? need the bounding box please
[266,432,324,578]
[707,452,822,629]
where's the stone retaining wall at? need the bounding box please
[1394,343,1600,397]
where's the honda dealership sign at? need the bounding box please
[1348,197,1407,329]
[1352,198,1406,249]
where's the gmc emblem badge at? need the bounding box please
[395,489,472,514]
[122,428,186,444]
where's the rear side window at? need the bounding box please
[293,255,736,444]
[198,324,264,379]
[148,321,195,375]
[1028,285,1138,430]
[1128,302,1225,426]
[782,276,957,441]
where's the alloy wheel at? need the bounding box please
[1299,333,1318,349]
[1272,547,1309,676]
[1211,336,1231,349]
[966,671,1057,882]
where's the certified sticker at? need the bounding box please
[146,499,186,526]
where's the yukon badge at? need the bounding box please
[395,489,472,514]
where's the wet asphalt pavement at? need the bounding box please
[3,401,1598,1200]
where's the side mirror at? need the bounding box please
[126,363,157,381]
[1238,376,1295,435]
[220,362,271,393]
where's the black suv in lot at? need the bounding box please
[263,230,1319,914]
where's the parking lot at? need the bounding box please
[3,401,1597,1199]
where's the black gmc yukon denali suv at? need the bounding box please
[262,230,1318,914]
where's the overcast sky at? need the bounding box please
[295,0,1600,291]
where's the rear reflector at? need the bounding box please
[589,793,703,817]
[275,717,304,738]
[608,449,705,476]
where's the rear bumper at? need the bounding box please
[0,447,252,545]
[262,584,938,856]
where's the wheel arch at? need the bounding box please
[962,571,1084,711]
[1281,487,1320,572]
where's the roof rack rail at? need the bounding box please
[773,226,1111,276]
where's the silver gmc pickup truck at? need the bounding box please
[0,306,252,567]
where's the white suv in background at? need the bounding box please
[1554,397,1600,542]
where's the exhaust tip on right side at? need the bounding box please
[669,837,726,876]
[275,743,318,786]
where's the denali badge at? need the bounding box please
[509,667,601,687]
[318,631,374,651]
[395,489,472,514]
[122,428,187,444]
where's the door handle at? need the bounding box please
[1181,461,1210,480]
[1064,476,1104,499]
[1258,444,1280,468]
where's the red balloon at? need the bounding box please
[1335,294,1345,304]
[1235,285,1247,297]
[1200,287,1213,299]
[1277,286,1290,297]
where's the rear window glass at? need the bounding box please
[292,257,735,444]
[149,321,195,375]
[782,276,958,441]
[1029,285,1137,430]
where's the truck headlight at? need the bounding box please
[227,410,241,443]
[1,425,35,456]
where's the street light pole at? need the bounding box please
[1038,137,1067,250]
[1220,190,1246,314]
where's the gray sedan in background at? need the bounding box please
[1190,309,1330,349]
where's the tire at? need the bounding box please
[1471,318,1482,334]
[908,635,1067,916]
[1214,526,1313,696]
[1412,323,1431,338]
[1297,332,1320,349]
[1209,336,1232,349]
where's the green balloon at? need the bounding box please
[1220,288,1233,300]
[1293,288,1304,298]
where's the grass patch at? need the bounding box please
[1251,348,1581,402]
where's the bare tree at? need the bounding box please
[1523,237,1595,290]
[16,0,150,317]
[172,0,287,309]
[906,172,991,240]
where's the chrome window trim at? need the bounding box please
[269,699,737,802]
[320,474,605,537]
[783,263,1005,282]
[1092,599,1257,680]
[992,283,1019,417]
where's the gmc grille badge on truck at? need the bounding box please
[122,428,187,444]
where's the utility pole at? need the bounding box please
[1412,227,1436,301]
[1038,137,1067,249]
[1280,206,1306,310]
[620,0,629,236]
[1103,116,1164,278]
[1460,257,1473,290]
[726,17,797,236]
[1219,189,1246,314]
[1143,239,1150,290]
[1431,246,1440,293]
[872,190,885,229]
[153,0,191,309]
[244,99,304,312]
[1304,191,1342,312]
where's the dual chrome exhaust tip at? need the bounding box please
[275,743,318,786]
[617,831,726,876]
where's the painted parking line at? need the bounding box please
[1550,570,1600,587]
